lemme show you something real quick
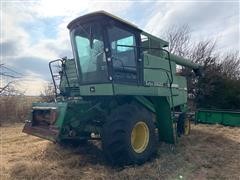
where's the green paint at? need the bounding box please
[32,102,68,128]
[196,109,240,127]
[151,97,175,144]
[134,96,156,113]
[79,84,113,95]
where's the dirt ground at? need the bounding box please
[1,123,240,180]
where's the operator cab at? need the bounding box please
[67,11,142,85]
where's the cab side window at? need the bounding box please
[108,26,137,82]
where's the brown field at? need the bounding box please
[1,123,240,180]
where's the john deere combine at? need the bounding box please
[23,11,201,165]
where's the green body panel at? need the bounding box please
[59,100,100,139]
[79,84,113,95]
[32,102,68,128]
[60,59,80,97]
[172,76,187,107]
[61,59,79,87]
[77,83,186,105]
[113,84,170,96]
[144,53,176,74]
[134,96,156,113]
[196,109,240,127]
[151,97,175,144]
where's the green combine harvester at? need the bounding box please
[23,11,201,165]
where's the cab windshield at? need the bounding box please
[72,22,108,84]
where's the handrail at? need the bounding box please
[49,59,70,97]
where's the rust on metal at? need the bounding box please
[22,122,59,142]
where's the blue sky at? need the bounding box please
[1,0,239,95]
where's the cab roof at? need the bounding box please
[67,11,139,30]
[67,11,168,47]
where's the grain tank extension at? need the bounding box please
[23,11,201,165]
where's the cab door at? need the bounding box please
[107,25,141,84]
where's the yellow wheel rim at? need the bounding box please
[184,119,190,135]
[131,121,149,153]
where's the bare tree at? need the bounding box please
[0,81,15,94]
[0,65,27,124]
[220,51,240,80]
[0,64,23,96]
[164,25,240,110]
[40,82,56,102]
[164,25,191,56]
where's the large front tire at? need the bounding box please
[102,104,157,165]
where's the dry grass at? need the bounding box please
[1,123,240,180]
[0,96,41,124]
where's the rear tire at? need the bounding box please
[102,104,157,165]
